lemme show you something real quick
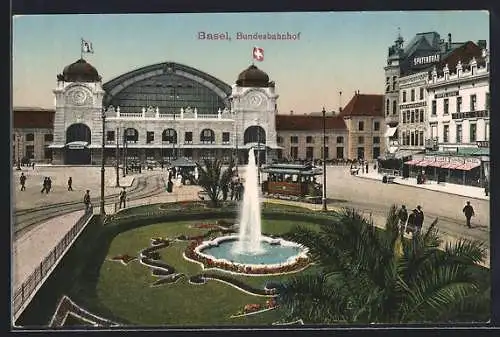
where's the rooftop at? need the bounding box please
[340,93,384,117]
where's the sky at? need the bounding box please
[12,11,489,114]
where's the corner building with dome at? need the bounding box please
[48,58,280,165]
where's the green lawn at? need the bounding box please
[87,217,321,326]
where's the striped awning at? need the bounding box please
[427,161,448,168]
[456,162,481,171]
[440,162,463,169]
[415,160,433,167]
[404,159,421,165]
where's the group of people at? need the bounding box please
[227,177,244,201]
[397,201,477,235]
[40,177,53,194]
[350,161,372,176]
[18,174,74,193]
[83,187,127,212]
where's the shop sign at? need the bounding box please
[435,91,459,99]
[435,156,449,162]
[413,54,440,66]
[400,102,427,109]
[465,158,481,165]
[449,157,465,164]
[477,141,489,148]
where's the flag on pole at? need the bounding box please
[252,47,264,62]
[81,39,94,54]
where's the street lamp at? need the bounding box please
[100,108,106,218]
[16,134,21,170]
[322,107,327,212]
[115,127,120,187]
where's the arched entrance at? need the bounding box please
[65,123,91,164]
[244,126,266,165]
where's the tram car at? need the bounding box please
[260,163,323,203]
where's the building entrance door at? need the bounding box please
[65,123,92,164]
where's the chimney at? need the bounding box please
[477,40,487,50]
[290,110,293,115]
[448,33,452,46]
[339,107,343,113]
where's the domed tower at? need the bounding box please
[51,58,106,164]
[230,64,279,164]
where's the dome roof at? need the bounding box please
[236,65,271,87]
[57,58,101,83]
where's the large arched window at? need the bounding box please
[66,123,91,144]
[162,129,177,143]
[392,100,397,115]
[124,128,139,143]
[200,129,215,144]
[243,126,266,144]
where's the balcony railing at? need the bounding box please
[452,110,489,119]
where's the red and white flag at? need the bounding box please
[252,47,264,62]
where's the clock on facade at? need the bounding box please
[247,92,264,108]
[70,89,88,106]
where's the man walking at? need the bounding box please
[20,173,26,191]
[41,177,48,193]
[397,205,408,234]
[119,187,127,209]
[67,177,73,191]
[462,201,475,228]
[414,205,424,234]
[84,190,91,212]
[46,177,52,194]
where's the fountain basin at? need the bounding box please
[187,235,310,275]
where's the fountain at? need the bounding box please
[190,149,309,275]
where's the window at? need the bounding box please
[386,99,390,115]
[25,145,34,159]
[419,109,424,123]
[419,87,424,100]
[403,111,407,124]
[486,122,490,141]
[456,124,462,143]
[470,123,477,142]
[321,147,329,159]
[410,110,414,123]
[373,147,380,159]
[357,147,364,159]
[184,131,193,143]
[410,132,415,146]
[184,148,193,159]
[107,131,116,142]
[419,131,424,146]
[336,147,344,159]
[392,76,397,91]
[200,129,215,144]
[432,100,437,115]
[443,125,449,143]
[402,91,407,103]
[290,147,298,159]
[410,89,415,102]
[456,97,462,112]
[373,136,380,144]
[405,133,410,146]
[392,100,397,115]
[277,136,283,143]
[277,149,283,159]
[26,133,34,141]
[146,131,154,144]
[470,94,477,111]
[163,129,177,143]
[324,136,329,143]
[44,146,52,160]
[44,134,53,142]
[358,121,364,131]
[358,136,364,144]
[336,136,344,144]
[306,147,314,159]
[444,99,449,115]
[290,136,298,144]
[486,93,490,110]
[222,132,230,144]
[306,136,313,143]
[374,121,380,131]
[385,77,390,93]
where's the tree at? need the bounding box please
[277,205,489,324]
[195,158,234,208]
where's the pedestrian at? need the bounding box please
[365,161,369,174]
[229,181,235,201]
[119,187,127,209]
[397,205,408,234]
[20,173,26,191]
[67,177,73,191]
[41,177,48,193]
[46,177,52,194]
[83,190,91,212]
[414,205,424,234]
[484,179,489,196]
[167,178,173,193]
[32,162,35,170]
[222,183,228,201]
[462,201,475,228]
[406,209,416,235]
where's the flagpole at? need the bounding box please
[81,38,83,60]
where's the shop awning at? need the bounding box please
[456,162,481,171]
[404,159,421,165]
[65,141,89,149]
[415,160,433,167]
[439,162,459,169]
[427,161,447,168]
[384,126,398,138]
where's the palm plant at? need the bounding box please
[277,205,489,324]
[195,158,234,208]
